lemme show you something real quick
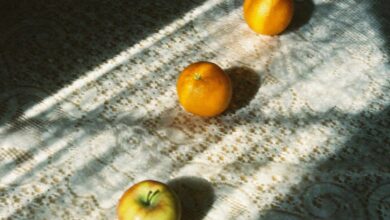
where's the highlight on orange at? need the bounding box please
[176,61,232,117]
[243,0,294,35]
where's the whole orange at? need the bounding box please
[243,0,294,35]
[176,61,232,117]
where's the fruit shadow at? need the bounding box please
[285,0,315,33]
[225,66,261,113]
[168,176,215,220]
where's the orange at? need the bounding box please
[176,61,232,117]
[243,0,294,35]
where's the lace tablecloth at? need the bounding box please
[0,0,389,219]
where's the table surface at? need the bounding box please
[0,0,389,219]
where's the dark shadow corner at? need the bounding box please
[257,104,390,220]
[168,176,215,220]
[286,0,315,33]
[225,66,261,113]
[0,0,207,127]
[370,0,390,57]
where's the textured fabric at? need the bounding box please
[0,0,389,219]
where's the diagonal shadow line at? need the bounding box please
[11,101,383,219]
[192,108,341,181]
[0,4,203,131]
[143,108,342,215]
[0,0,208,127]
[0,5,220,182]
[2,3,232,217]
[138,0,390,183]
[0,0,322,185]
[254,78,390,218]
[2,0,372,185]
[3,25,230,218]
[1,123,96,187]
[8,0,231,128]
[1,3,198,132]
[0,113,81,182]
[6,65,386,220]
[128,0,386,217]
[259,105,390,219]
[169,71,390,217]
[0,0,378,138]
[3,119,129,219]
[193,102,390,220]
[2,0,386,218]
[4,111,197,219]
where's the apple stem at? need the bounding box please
[146,191,152,204]
[145,190,160,206]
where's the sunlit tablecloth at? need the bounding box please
[0,0,389,219]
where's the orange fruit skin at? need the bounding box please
[177,61,232,117]
[244,0,294,35]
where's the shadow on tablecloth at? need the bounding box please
[258,105,390,219]
[0,0,206,127]
[226,66,262,113]
[168,176,215,220]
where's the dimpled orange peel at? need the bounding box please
[244,0,294,35]
[176,61,232,117]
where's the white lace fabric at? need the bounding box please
[0,0,389,219]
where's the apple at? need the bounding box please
[117,180,181,220]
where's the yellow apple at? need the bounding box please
[117,180,181,220]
